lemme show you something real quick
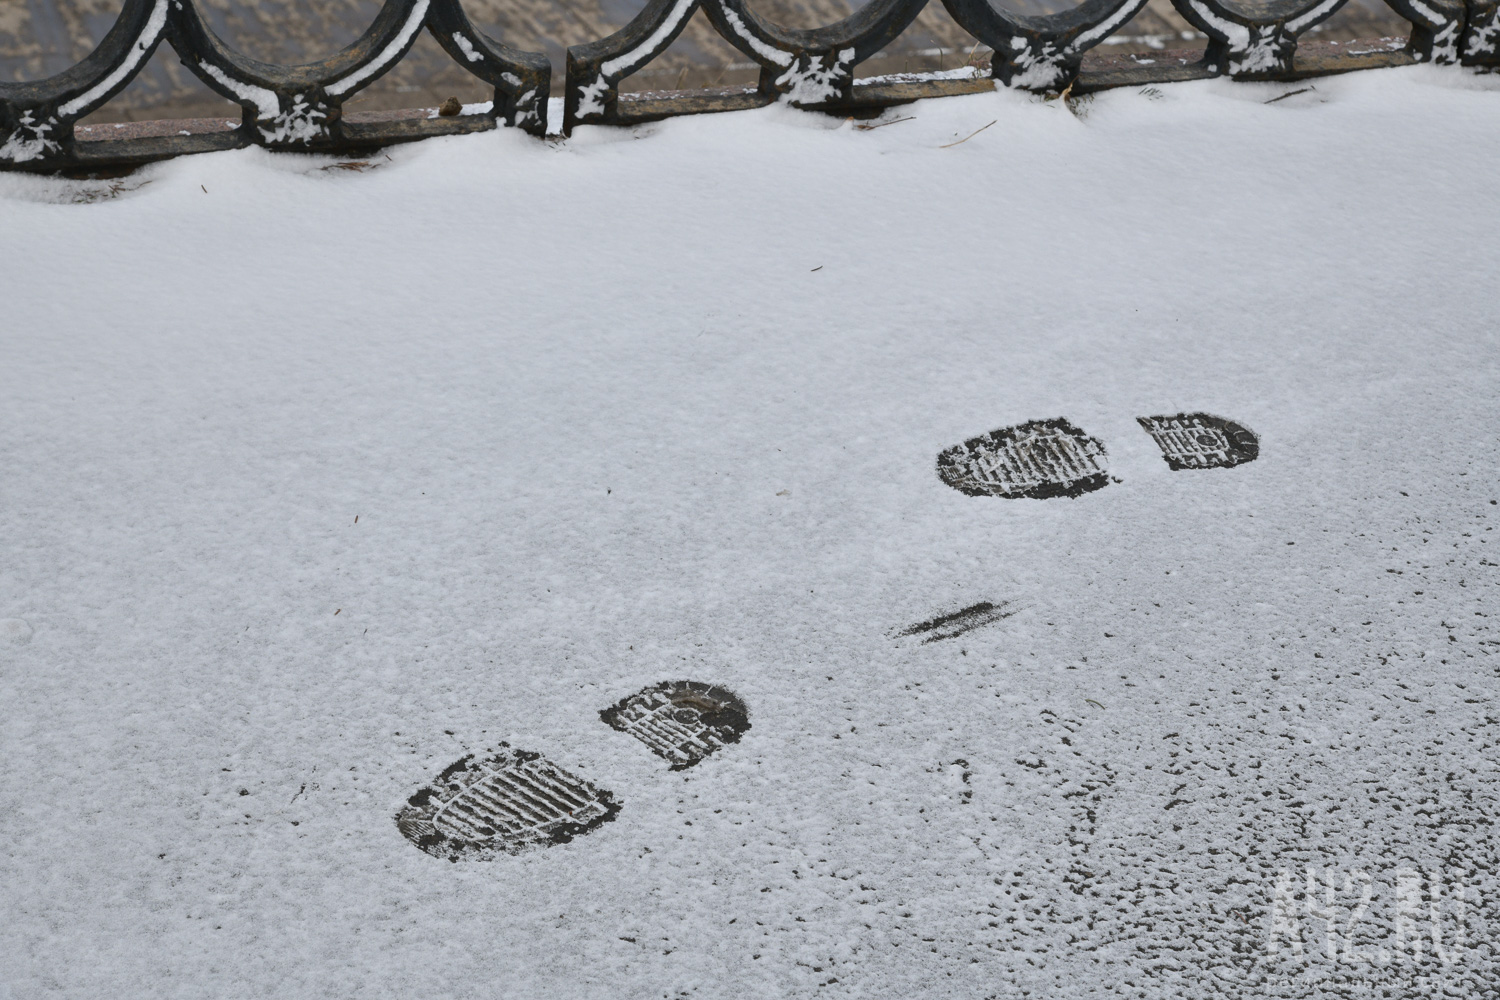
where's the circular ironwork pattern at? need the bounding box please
[0,0,549,169]
[1170,0,1350,76]
[0,2,1478,167]
[940,0,1151,90]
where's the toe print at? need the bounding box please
[396,747,620,860]
[600,680,750,770]
[937,418,1109,499]
[1136,413,1258,470]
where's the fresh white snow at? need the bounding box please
[2,65,1500,998]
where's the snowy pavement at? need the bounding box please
[2,65,1499,998]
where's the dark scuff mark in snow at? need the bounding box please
[898,601,1017,644]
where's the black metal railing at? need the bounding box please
[0,0,1492,172]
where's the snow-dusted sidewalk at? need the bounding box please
[2,66,1499,998]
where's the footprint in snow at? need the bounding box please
[396,748,621,861]
[1136,412,1259,470]
[396,681,749,860]
[599,680,751,771]
[937,412,1258,498]
[937,417,1109,499]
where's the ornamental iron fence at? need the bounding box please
[0,0,1493,172]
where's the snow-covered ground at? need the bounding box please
[2,66,1499,998]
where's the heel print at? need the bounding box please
[600,681,750,770]
[1136,413,1259,470]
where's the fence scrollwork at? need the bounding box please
[0,0,1490,173]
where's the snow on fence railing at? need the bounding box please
[0,0,1492,171]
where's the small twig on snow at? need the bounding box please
[939,120,995,148]
[855,116,915,130]
[1264,86,1313,105]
